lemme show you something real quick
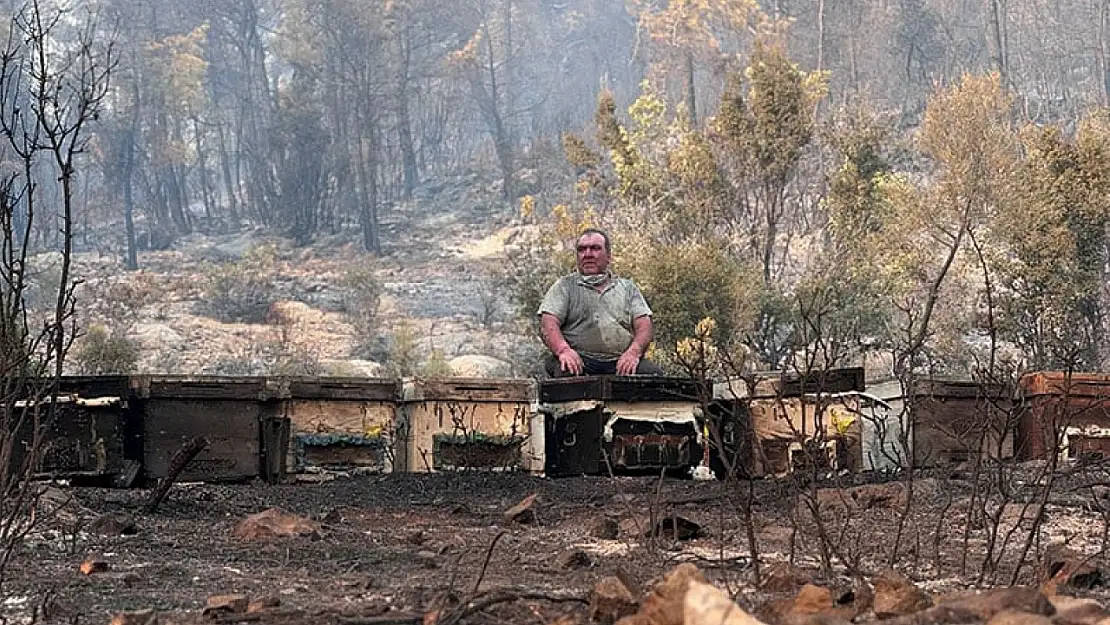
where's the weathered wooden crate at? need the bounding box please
[279,377,402,472]
[131,376,285,483]
[711,368,867,477]
[397,377,534,472]
[1017,372,1110,461]
[911,379,1014,467]
[11,376,140,486]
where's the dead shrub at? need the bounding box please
[385,324,421,376]
[337,266,381,333]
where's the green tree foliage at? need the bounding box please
[991,114,1110,369]
[624,241,759,351]
[714,42,824,282]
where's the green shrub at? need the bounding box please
[72,324,140,374]
[201,244,279,323]
[626,241,762,353]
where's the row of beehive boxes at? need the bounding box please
[30,375,542,485]
[830,372,1110,471]
[28,370,1109,485]
[710,371,1110,476]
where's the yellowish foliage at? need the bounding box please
[635,0,770,52]
[146,24,209,117]
[519,195,535,220]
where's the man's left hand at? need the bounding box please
[616,348,641,376]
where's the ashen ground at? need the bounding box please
[4,469,1110,624]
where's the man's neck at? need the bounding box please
[579,270,611,289]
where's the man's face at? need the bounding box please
[576,233,610,275]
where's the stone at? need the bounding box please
[938,588,1055,621]
[592,517,620,540]
[759,562,813,593]
[203,594,249,615]
[617,564,707,625]
[416,551,439,569]
[761,583,869,623]
[684,581,765,625]
[232,508,320,541]
[645,516,703,541]
[505,493,538,524]
[1048,596,1108,625]
[79,559,110,575]
[557,549,593,570]
[791,584,835,615]
[32,485,85,525]
[101,572,142,587]
[246,595,281,614]
[872,569,931,618]
[780,615,853,625]
[811,483,908,515]
[88,512,137,536]
[987,610,1055,625]
[131,323,185,349]
[589,576,639,625]
[449,355,512,378]
[109,609,157,625]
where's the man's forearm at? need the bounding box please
[628,316,653,356]
[540,314,572,354]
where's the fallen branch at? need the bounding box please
[143,436,208,514]
[472,530,507,593]
[435,588,587,625]
[336,614,424,625]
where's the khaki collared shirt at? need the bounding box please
[537,273,652,360]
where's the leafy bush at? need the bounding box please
[201,244,279,323]
[382,324,454,377]
[72,324,140,375]
[625,241,761,353]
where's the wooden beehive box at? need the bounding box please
[132,376,280,483]
[14,376,140,485]
[397,377,534,472]
[280,377,402,472]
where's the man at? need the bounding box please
[537,228,664,377]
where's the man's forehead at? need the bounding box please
[577,234,606,247]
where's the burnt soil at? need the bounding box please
[5,469,1110,624]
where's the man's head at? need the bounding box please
[575,228,611,276]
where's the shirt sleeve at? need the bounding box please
[537,277,568,321]
[628,281,652,318]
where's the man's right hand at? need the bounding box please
[557,347,584,376]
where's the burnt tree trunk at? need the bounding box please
[143,437,208,515]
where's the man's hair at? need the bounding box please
[577,227,611,253]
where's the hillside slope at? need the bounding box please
[62,172,546,378]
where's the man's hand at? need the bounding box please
[558,347,585,376]
[616,347,641,376]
